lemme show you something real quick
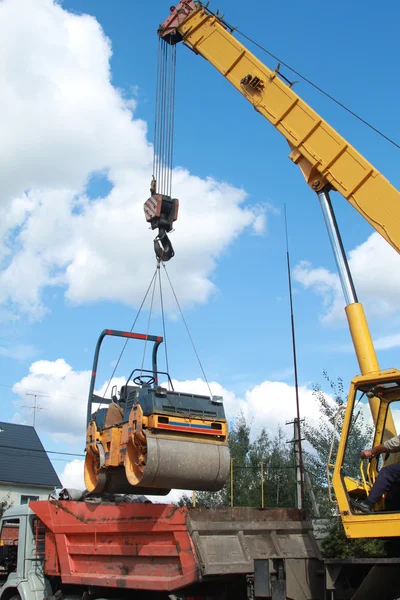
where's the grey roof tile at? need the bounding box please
[0,422,62,487]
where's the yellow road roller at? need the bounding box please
[84,329,230,495]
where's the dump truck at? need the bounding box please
[0,499,324,600]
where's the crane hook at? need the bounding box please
[154,229,175,262]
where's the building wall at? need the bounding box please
[0,483,55,508]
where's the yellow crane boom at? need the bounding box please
[159,1,400,254]
[159,0,400,540]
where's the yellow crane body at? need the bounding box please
[159,1,400,539]
[161,2,400,253]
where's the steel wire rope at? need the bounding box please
[233,28,400,150]
[169,45,177,197]
[161,262,214,400]
[140,263,158,377]
[158,264,171,389]
[155,38,165,190]
[153,40,177,195]
[156,40,163,191]
[101,266,159,401]
[162,41,169,194]
[167,44,176,197]
[153,38,161,181]
[164,41,170,196]
[165,43,171,196]
[159,41,166,193]
[157,42,163,188]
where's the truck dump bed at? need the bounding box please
[31,501,322,599]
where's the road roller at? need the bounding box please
[84,329,230,495]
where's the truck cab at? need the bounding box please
[0,505,51,600]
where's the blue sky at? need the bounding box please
[0,0,399,493]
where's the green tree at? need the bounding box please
[0,495,12,518]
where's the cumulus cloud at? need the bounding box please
[0,0,265,320]
[12,358,126,442]
[13,353,322,444]
[59,459,85,490]
[293,232,400,324]
[374,333,400,351]
[167,377,320,437]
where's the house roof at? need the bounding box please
[0,422,62,488]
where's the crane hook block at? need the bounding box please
[144,193,179,233]
[144,194,179,261]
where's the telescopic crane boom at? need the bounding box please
[158,0,400,539]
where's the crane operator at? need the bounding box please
[351,436,400,513]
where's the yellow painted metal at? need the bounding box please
[85,402,229,492]
[332,368,400,538]
[148,413,228,440]
[176,8,400,255]
[344,302,396,437]
[172,4,400,539]
[345,303,379,375]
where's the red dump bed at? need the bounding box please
[30,501,321,595]
[31,501,198,591]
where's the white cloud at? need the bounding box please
[293,233,400,324]
[0,344,37,361]
[12,358,126,442]
[374,333,400,351]
[59,459,85,490]
[13,356,322,443]
[0,0,264,320]
[169,378,320,438]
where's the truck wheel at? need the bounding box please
[8,595,21,600]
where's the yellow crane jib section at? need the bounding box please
[158,1,400,256]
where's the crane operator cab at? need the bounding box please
[84,329,230,496]
[331,369,400,539]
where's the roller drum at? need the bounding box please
[136,433,230,491]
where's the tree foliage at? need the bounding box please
[321,518,384,558]
[0,495,12,519]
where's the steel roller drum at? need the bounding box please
[131,433,230,491]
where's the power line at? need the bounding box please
[0,443,84,458]
[235,29,400,150]
[192,8,399,151]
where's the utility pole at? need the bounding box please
[230,457,234,507]
[286,418,305,509]
[260,461,265,509]
[23,393,47,428]
[284,206,305,508]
